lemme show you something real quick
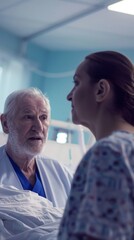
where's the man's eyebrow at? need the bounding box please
[22,108,48,112]
[22,109,32,113]
[41,110,48,114]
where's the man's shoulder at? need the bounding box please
[37,155,61,166]
[36,155,73,176]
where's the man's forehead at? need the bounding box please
[18,95,46,105]
[21,107,48,113]
[16,98,48,113]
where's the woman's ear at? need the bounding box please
[95,79,111,102]
[1,114,9,134]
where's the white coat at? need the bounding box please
[0,145,73,207]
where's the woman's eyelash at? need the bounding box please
[74,80,79,86]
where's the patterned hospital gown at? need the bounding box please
[58,131,134,240]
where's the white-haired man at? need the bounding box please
[0,88,72,207]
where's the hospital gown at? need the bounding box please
[0,145,73,208]
[58,131,134,240]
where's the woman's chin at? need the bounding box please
[72,116,80,125]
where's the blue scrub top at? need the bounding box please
[8,156,46,198]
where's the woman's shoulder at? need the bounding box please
[83,130,134,164]
[95,130,134,149]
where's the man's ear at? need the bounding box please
[1,114,9,134]
[95,79,111,102]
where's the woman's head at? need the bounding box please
[67,50,134,128]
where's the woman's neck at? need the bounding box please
[94,113,134,140]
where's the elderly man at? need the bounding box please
[0,88,72,207]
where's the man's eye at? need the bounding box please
[24,115,32,120]
[41,115,48,121]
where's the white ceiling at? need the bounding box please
[0,0,134,51]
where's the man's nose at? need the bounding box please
[32,118,43,131]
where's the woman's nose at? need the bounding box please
[67,90,72,101]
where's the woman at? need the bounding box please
[58,51,134,240]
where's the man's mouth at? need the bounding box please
[28,137,42,141]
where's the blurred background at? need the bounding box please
[0,0,134,170]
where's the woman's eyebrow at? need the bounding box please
[73,73,79,80]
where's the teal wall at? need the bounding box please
[0,28,26,113]
[0,27,134,122]
[44,50,88,121]
[0,27,20,55]
[26,42,48,91]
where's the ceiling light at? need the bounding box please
[108,0,134,15]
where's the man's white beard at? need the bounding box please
[7,126,43,159]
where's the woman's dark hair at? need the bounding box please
[85,51,134,125]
